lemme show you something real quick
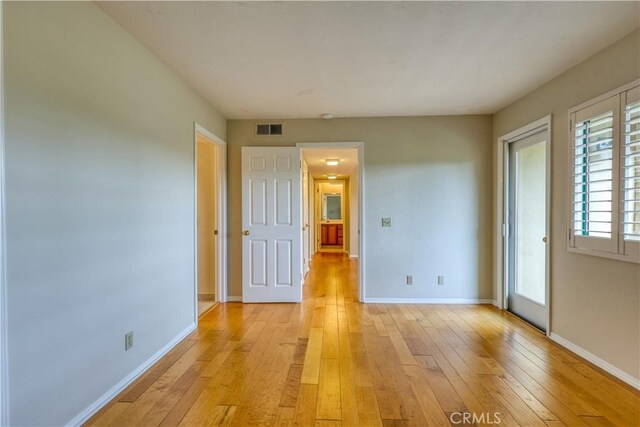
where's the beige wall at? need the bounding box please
[227,116,493,300]
[493,29,640,379]
[4,2,225,425]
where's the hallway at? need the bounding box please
[88,254,639,426]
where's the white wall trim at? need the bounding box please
[297,141,364,302]
[363,298,493,305]
[68,322,197,426]
[549,332,640,390]
[194,123,228,315]
[227,296,242,302]
[349,255,358,259]
[0,2,8,423]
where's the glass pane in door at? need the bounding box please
[515,141,546,305]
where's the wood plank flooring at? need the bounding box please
[87,253,640,426]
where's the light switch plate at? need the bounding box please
[382,217,391,227]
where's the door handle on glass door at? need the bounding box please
[243,230,250,236]
[542,236,548,243]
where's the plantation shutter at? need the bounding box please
[621,86,640,257]
[570,95,620,253]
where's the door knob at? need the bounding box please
[243,230,250,236]
[542,236,548,243]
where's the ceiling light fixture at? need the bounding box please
[321,114,334,120]
[327,175,337,180]
[325,159,339,166]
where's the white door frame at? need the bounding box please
[194,123,228,322]
[497,115,552,335]
[296,142,365,303]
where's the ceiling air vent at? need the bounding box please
[256,123,283,136]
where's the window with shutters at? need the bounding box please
[568,81,640,262]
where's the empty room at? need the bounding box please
[1,1,639,426]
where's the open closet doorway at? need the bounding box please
[195,124,227,317]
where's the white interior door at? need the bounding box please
[242,147,302,303]
[508,131,548,330]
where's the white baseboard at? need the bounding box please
[69,322,197,426]
[349,254,358,259]
[227,296,242,302]
[549,332,640,390]
[363,297,493,304]
[492,299,499,307]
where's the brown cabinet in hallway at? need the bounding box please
[321,223,343,246]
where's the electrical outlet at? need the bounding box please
[437,275,445,285]
[382,217,392,227]
[125,331,134,351]
[406,275,413,285]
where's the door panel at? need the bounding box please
[275,240,292,286]
[242,147,302,302]
[275,179,292,225]
[250,179,267,225]
[508,131,548,330]
[250,240,267,287]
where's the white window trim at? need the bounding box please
[566,80,640,264]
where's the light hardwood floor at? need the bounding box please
[87,253,639,426]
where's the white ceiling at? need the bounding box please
[302,149,358,179]
[98,1,640,119]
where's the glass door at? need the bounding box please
[508,131,548,330]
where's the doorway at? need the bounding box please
[195,124,227,317]
[299,144,361,299]
[502,118,551,332]
[240,142,364,303]
[315,180,346,253]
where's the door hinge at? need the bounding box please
[502,223,509,237]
